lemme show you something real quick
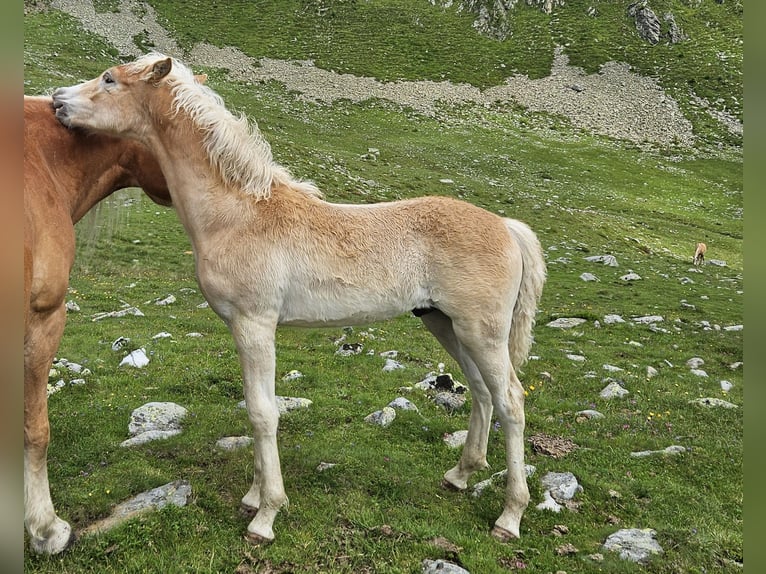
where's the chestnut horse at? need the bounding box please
[24,95,170,554]
[52,53,546,545]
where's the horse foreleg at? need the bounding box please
[232,316,287,544]
[420,311,493,490]
[24,306,74,555]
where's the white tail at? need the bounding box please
[505,218,546,368]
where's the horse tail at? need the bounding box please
[504,218,546,369]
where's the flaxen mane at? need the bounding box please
[129,53,321,200]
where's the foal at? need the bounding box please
[24,95,169,554]
[693,242,707,266]
[52,53,546,545]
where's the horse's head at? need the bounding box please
[52,55,178,137]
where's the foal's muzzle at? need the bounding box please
[51,89,72,126]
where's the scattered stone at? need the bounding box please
[154,294,176,306]
[388,397,419,412]
[602,528,664,563]
[383,358,405,372]
[730,362,743,370]
[541,472,583,503]
[65,300,80,312]
[556,542,578,555]
[79,480,192,537]
[603,314,626,324]
[686,357,704,369]
[434,392,467,412]
[689,397,738,409]
[552,524,570,536]
[632,315,663,324]
[580,272,599,282]
[120,348,149,368]
[121,429,182,447]
[282,369,303,382]
[379,350,398,358]
[126,401,188,438]
[547,317,587,329]
[152,331,172,339]
[585,255,618,266]
[472,466,536,498]
[631,445,687,457]
[724,324,743,331]
[364,406,396,427]
[603,364,623,372]
[336,342,363,356]
[708,259,727,267]
[421,559,469,574]
[316,461,337,472]
[690,368,708,378]
[111,336,131,351]
[443,430,468,448]
[646,366,658,378]
[620,272,642,281]
[628,1,661,45]
[575,409,604,422]
[566,354,586,362]
[416,372,467,394]
[92,305,144,321]
[600,381,629,399]
[720,380,733,392]
[215,436,253,451]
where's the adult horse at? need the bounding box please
[24,95,170,554]
[52,53,546,545]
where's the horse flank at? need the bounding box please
[129,53,321,200]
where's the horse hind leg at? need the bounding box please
[420,311,493,490]
[448,317,530,541]
[25,306,75,554]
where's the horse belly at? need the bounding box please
[278,282,428,328]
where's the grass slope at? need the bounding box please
[24,2,742,573]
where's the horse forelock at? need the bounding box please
[129,52,321,200]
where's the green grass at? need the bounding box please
[24,2,741,573]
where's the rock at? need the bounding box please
[600,381,629,399]
[585,254,618,266]
[567,354,586,362]
[388,397,419,412]
[443,430,468,448]
[603,314,626,324]
[646,366,658,378]
[620,272,642,281]
[434,392,466,412]
[724,324,743,331]
[316,461,337,472]
[689,397,738,409]
[92,305,144,321]
[686,357,704,369]
[422,559,469,574]
[215,436,253,451]
[120,348,149,368]
[720,380,733,392]
[628,1,661,45]
[276,396,313,415]
[79,480,192,537]
[547,317,587,329]
[664,12,686,43]
[152,331,173,339]
[282,369,303,382]
[65,300,80,312]
[536,490,563,512]
[631,445,687,457]
[690,368,708,378]
[364,406,396,427]
[121,429,182,447]
[541,472,583,502]
[472,466,536,498]
[603,364,623,372]
[603,528,664,563]
[383,358,405,371]
[580,272,599,282]
[336,342,363,356]
[575,409,604,421]
[415,372,467,394]
[111,336,131,351]
[633,315,663,324]
[154,294,176,306]
[127,402,187,436]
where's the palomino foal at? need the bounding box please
[24,95,169,554]
[693,242,707,266]
[52,53,546,545]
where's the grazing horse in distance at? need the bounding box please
[24,95,170,555]
[693,242,707,266]
[52,53,546,546]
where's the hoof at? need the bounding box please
[441,479,464,492]
[239,503,259,520]
[245,531,274,546]
[29,520,76,555]
[491,524,519,542]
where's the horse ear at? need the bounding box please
[150,58,172,82]
[194,74,208,85]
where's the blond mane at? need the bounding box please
[128,53,321,200]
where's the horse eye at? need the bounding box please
[102,72,114,85]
